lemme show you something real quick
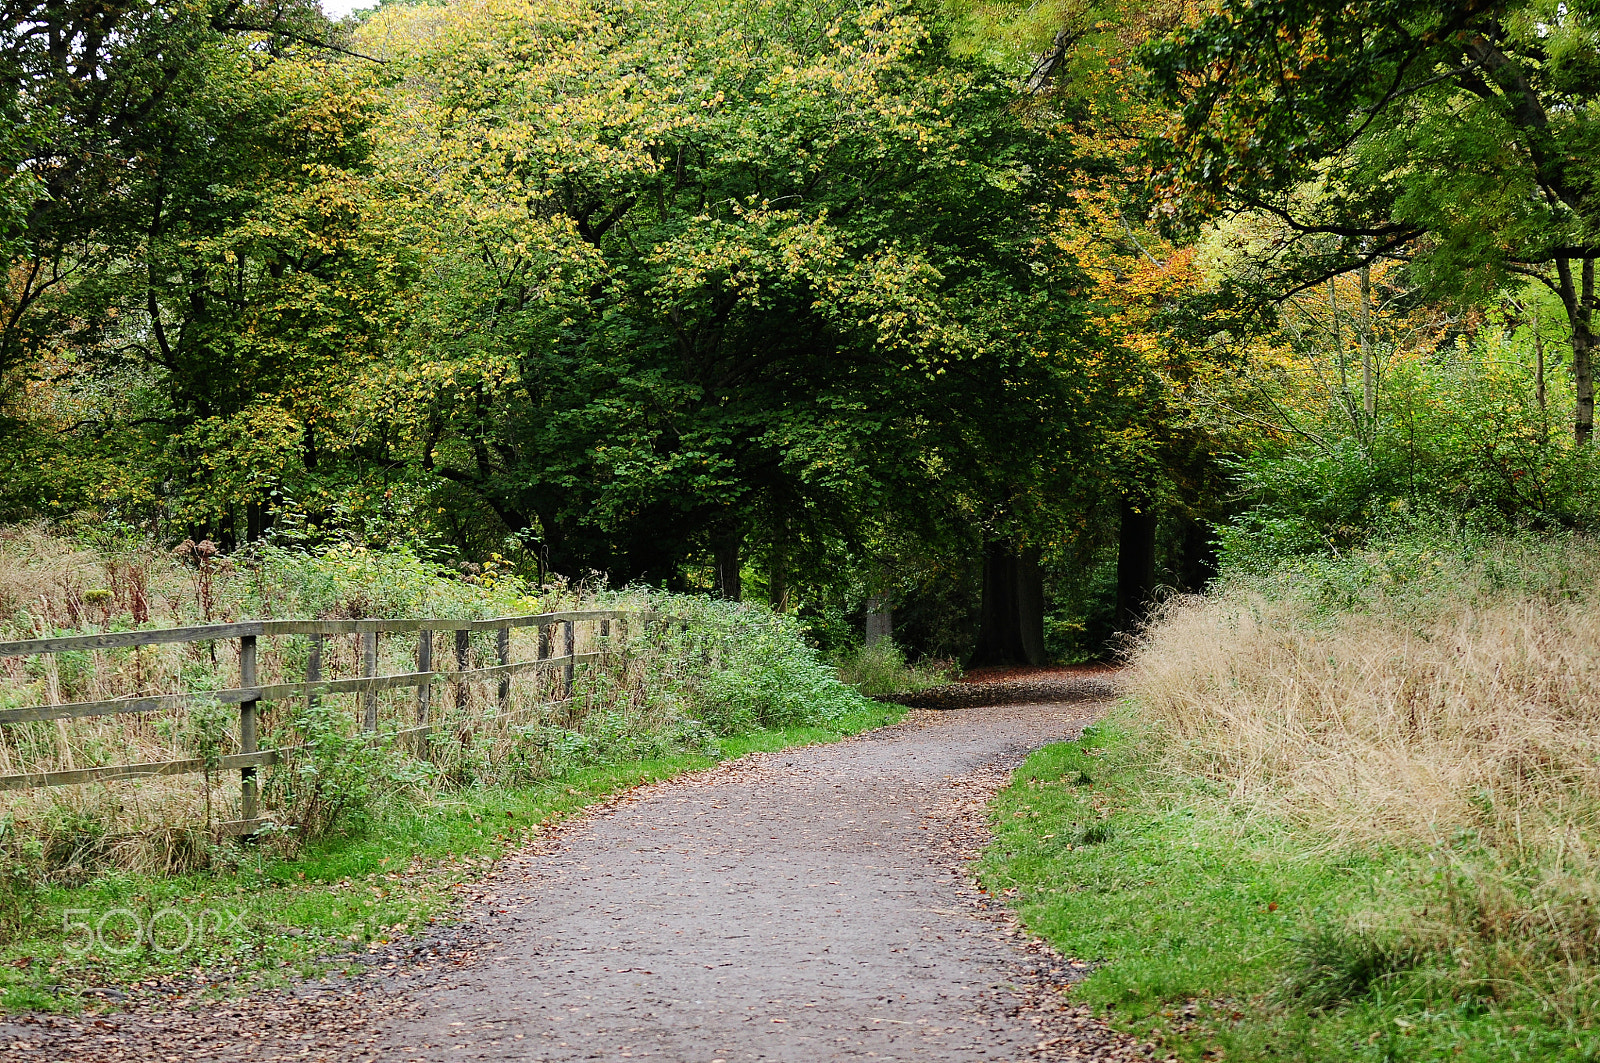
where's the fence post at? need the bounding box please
[496,623,511,711]
[416,629,432,755]
[306,633,322,711]
[536,622,550,700]
[563,620,575,698]
[239,634,258,826]
[361,629,378,731]
[455,629,470,714]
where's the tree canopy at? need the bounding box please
[1143,0,1600,439]
[1,0,1594,664]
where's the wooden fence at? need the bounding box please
[0,609,659,835]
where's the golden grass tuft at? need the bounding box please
[1128,537,1600,855]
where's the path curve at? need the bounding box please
[2,692,1144,1063]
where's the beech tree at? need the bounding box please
[365,0,1119,605]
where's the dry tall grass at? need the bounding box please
[1126,531,1600,1012]
[1129,534,1600,853]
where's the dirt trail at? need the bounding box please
[2,680,1142,1063]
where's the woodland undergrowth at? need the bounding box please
[0,523,869,887]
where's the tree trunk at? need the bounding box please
[1015,546,1045,666]
[1330,276,1350,413]
[1534,309,1548,443]
[767,511,790,610]
[1173,515,1217,593]
[1115,497,1158,633]
[971,541,1045,666]
[865,597,893,646]
[245,500,268,543]
[1359,262,1375,425]
[1580,257,1595,446]
[713,529,742,601]
[1556,254,1596,445]
[768,558,788,611]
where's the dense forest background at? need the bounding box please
[1,0,1595,664]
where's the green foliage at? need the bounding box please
[268,698,394,851]
[1142,0,1600,443]
[1285,920,1427,1011]
[651,595,876,731]
[1219,333,1600,564]
[833,639,958,696]
[243,543,496,621]
[0,2,413,536]
[349,0,1118,581]
[0,819,44,942]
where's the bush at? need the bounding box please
[1222,341,1600,564]
[652,595,875,731]
[0,819,43,943]
[833,639,957,696]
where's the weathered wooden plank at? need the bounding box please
[0,611,639,658]
[0,657,603,726]
[239,634,260,822]
[0,623,266,658]
[454,628,470,714]
[0,675,438,725]
[261,610,629,635]
[360,630,378,732]
[258,618,471,636]
[0,692,192,725]
[0,750,280,792]
[563,620,577,697]
[473,609,633,631]
[218,671,437,705]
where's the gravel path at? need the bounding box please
[878,671,1118,711]
[1,693,1143,1063]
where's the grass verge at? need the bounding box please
[0,703,900,1013]
[979,718,1600,1063]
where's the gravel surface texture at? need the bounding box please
[0,693,1144,1063]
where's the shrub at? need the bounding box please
[1222,339,1600,565]
[651,595,874,731]
[0,818,43,943]
[834,639,958,697]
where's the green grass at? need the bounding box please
[0,703,900,1012]
[979,720,1600,1063]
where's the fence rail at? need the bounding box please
[0,609,665,830]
